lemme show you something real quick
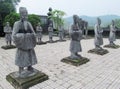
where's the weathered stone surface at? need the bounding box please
[88,48,109,55]
[6,69,48,89]
[104,44,120,49]
[1,45,16,50]
[61,56,90,66]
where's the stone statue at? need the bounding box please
[48,21,54,42]
[109,20,116,45]
[58,25,64,41]
[4,22,12,46]
[94,18,103,49]
[12,7,37,78]
[47,7,53,28]
[69,15,82,59]
[36,22,43,43]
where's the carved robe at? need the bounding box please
[69,24,82,53]
[12,20,37,67]
[94,24,103,46]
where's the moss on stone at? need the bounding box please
[88,48,109,55]
[61,57,90,66]
[1,45,16,50]
[104,44,120,49]
[6,70,48,89]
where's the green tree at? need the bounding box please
[28,14,41,29]
[4,13,41,30]
[49,9,66,30]
[115,19,120,28]
[4,12,20,26]
[0,0,20,26]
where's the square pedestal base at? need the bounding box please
[61,57,90,66]
[37,42,47,45]
[1,45,16,50]
[88,48,109,55]
[6,69,48,89]
[47,40,57,43]
[104,44,120,49]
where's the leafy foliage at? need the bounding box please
[28,14,41,29]
[115,19,120,28]
[4,13,41,29]
[0,0,20,27]
[49,9,66,30]
[4,12,20,26]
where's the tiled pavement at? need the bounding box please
[0,36,120,89]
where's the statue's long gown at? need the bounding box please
[12,20,37,67]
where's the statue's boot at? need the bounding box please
[75,53,82,58]
[27,66,34,72]
[70,53,80,59]
[110,42,115,46]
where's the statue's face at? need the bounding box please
[6,22,9,26]
[20,10,28,21]
[97,20,101,25]
[73,16,78,24]
[112,20,115,25]
[38,23,40,26]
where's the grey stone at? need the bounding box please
[4,22,12,46]
[69,15,82,59]
[36,23,43,43]
[61,56,89,66]
[6,69,48,89]
[12,7,37,77]
[109,20,117,45]
[94,18,103,49]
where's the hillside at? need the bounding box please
[65,15,120,27]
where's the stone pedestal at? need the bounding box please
[61,57,89,66]
[47,40,57,43]
[104,44,120,49]
[1,45,16,50]
[88,48,109,55]
[37,41,47,45]
[57,39,66,42]
[6,69,48,89]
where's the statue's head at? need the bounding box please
[6,22,10,26]
[97,17,101,25]
[38,22,41,26]
[19,7,28,21]
[73,15,79,24]
[111,20,115,25]
[48,7,52,11]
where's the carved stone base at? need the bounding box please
[104,44,120,49]
[1,45,16,50]
[61,56,90,66]
[37,41,47,45]
[47,40,58,43]
[88,48,109,55]
[57,39,66,42]
[6,69,48,89]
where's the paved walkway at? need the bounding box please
[0,36,120,89]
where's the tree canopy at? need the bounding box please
[0,0,20,26]
[49,9,66,30]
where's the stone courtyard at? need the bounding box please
[0,36,120,89]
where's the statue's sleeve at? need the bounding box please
[69,25,73,35]
[40,27,43,32]
[110,25,116,32]
[12,22,20,42]
[3,27,6,33]
[94,25,99,37]
[28,22,36,35]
